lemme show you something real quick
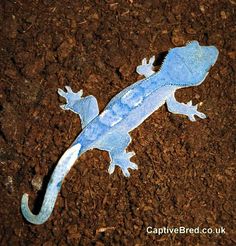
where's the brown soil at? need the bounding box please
[0,0,235,245]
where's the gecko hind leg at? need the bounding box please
[96,131,138,177]
[109,150,137,177]
[58,86,99,128]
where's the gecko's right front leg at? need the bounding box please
[166,93,207,121]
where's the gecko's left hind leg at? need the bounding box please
[97,131,138,177]
[58,86,99,128]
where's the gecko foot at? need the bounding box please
[186,100,207,121]
[136,56,155,78]
[58,86,83,110]
[108,151,138,177]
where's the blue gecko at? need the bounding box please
[21,41,219,224]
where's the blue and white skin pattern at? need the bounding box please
[21,41,219,224]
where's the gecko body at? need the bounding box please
[21,41,219,224]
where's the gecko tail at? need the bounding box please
[21,143,81,225]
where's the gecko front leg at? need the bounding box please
[166,93,207,121]
[136,56,155,78]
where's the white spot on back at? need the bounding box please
[121,88,143,107]
[84,125,102,140]
[112,103,129,117]
[99,110,122,126]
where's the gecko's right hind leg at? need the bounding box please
[96,131,138,177]
[108,150,137,177]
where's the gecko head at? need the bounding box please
[161,41,219,86]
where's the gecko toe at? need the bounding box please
[129,162,138,170]
[188,115,196,122]
[65,86,73,92]
[60,104,69,110]
[142,58,147,65]
[108,163,115,175]
[58,88,67,97]
[149,55,155,64]
[197,112,207,119]
[121,168,131,177]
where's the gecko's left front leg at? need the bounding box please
[166,93,207,121]
[136,56,155,78]
[96,131,138,177]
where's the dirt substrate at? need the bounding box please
[0,0,235,245]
